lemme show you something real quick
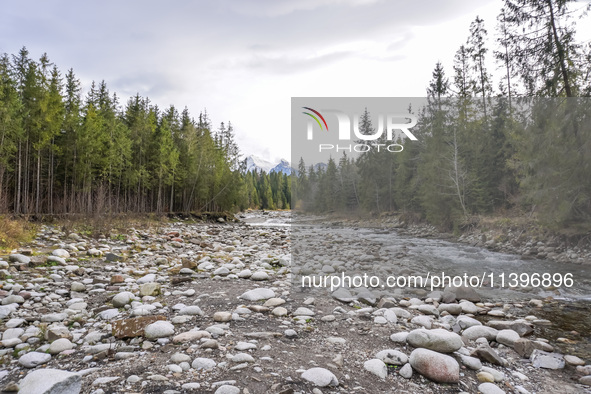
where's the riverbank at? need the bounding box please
[0,211,590,393]
[315,211,591,266]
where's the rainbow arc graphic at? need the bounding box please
[302,107,328,131]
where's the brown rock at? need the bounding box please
[46,325,73,342]
[248,305,269,313]
[110,275,125,284]
[514,338,535,358]
[376,297,397,309]
[172,330,211,343]
[112,315,166,339]
[181,259,196,270]
[171,277,192,285]
[473,343,505,366]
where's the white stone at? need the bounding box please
[19,352,52,368]
[49,338,74,354]
[144,321,175,339]
[19,369,81,394]
[112,292,134,307]
[364,359,387,379]
[478,382,506,394]
[301,367,339,387]
[376,349,408,365]
[239,288,275,301]
[191,357,216,371]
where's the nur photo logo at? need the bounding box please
[302,106,418,153]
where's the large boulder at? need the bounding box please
[409,348,460,383]
[301,367,339,387]
[19,369,81,394]
[407,328,463,353]
[462,326,499,341]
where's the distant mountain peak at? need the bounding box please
[245,155,275,173]
[244,155,294,175]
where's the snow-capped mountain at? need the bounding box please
[245,155,276,173]
[244,155,294,175]
[270,159,294,175]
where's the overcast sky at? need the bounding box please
[2,0,518,162]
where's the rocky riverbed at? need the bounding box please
[0,210,590,393]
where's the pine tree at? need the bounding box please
[467,16,493,118]
[502,0,581,96]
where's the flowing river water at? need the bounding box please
[243,210,591,359]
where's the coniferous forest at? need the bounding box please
[2,0,591,232]
[0,48,291,216]
[293,0,591,231]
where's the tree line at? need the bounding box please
[0,47,290,215]
[294,0,591,230]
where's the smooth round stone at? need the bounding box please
[213,312,232,322]
[182,383,201,390]
[48,338,74,354]
[235,342,257,351]
[564,355,585,366]
[178,305,203,316]
[409,348,460,383]
[383,309,398,323]
[2,338,22,347]
[52,249,70,258]
[239,288,275,301]
[112,292,134,307]
[6,318,26,328]
[3,327,24,340]
[2,295,25,305]
[237,269,252,278]
[70,282,86,292]
[477,371,496,383]
[390,332,409,343]
[144,321,175,339]
[213,267,229,276]
[410,315,433,329]
[127,375,141,383]
[272,307,288,317]
[171,353,192,363]
[399,363,413,379]
[263,298,285,307]
[407,328,463,353]
[457,354,482,370]
[191,357,216,371]
[364,359,387,379]
[478,382,506,394]
[251,271,269,281]
[301,367,339,387]
[293,307,315,316]
[480,366,505,382]
[19,352,52,368]
[496,329,520,347]
[376,349,408,365]
[214,386,240,394]
[41,313,67,323]
[463,326,499,341]
[231,353,255,363]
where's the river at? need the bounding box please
[243,210,591,359]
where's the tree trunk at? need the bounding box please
[547,0,572,97]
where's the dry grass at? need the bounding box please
[57,213,166,239]
[0,216,38,251]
